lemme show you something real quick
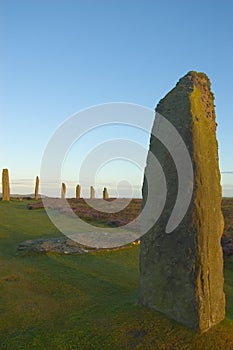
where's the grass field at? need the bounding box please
[0,199,233,349]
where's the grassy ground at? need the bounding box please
[0,199,233,349]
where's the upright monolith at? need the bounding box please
[76,184,81,199]
[90,186,95,199]
[2,168,10,201]
[61,182,66,199]
[34,176,39,200]
[139,71,225,333]
[103,187,109,200]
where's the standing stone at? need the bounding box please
[61,182,66,199]
[34,176,39,200]
[103,187,109,200]
[76,184,81,199]
[139,71,225,332]
[2,168,10,201]
[90,186,95,199]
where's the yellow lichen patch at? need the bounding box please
[190,79,225,331]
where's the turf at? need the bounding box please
[0,199,233,349]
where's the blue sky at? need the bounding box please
[1,0,233,197]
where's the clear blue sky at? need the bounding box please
[1,0,233,196]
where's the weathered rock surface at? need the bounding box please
[17,236,140,254]
[139,71,225,332]
[18,237,90,254]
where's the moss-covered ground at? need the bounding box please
[0,199,233,349]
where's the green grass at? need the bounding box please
[0,200,233,349]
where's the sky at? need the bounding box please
[1,0,233,197]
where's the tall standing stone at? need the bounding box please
[76,184,81,199]
[103,187,109,200]
[2,168,10,201]
[139,71,225,332]
[34,176,39,200]
[61,182,66,199]
[90,186,95,199]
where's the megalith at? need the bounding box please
[139,71,225,332]
[90,186,95,199]
[2,168,10,201]
[34,176,39,200]
[76,184,81,199]
[61,182,66,199]
[103,187,109,200]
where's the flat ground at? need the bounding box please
[0,198,233,349]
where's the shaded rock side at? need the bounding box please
[139,71,225,332]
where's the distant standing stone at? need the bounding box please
[2,168,10,201]
[103,187,109,200]
[34,176,39,200]
[139,71,225,333]
[76,184,81,199]
[90,186,95,199]
[61,182,66,199]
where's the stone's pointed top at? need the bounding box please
[156,71,215,124]
[187,70,209,80]
[176,71,211,91]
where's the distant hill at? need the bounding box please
[0,193,47,199]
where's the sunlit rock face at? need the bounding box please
[139,71,225,333]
